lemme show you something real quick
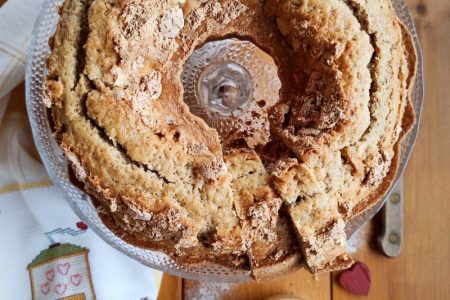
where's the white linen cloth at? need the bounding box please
[0,1,163,299]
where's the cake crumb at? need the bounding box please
[66,152,87,181]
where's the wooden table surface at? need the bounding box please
[1,0,448,299]
[158,0,450,299]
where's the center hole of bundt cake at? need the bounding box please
[198,62,252,115]
[181,38,281,148]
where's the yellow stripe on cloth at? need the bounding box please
[0,40,26,64]
[0,35,30,96]
[0,180,53,195]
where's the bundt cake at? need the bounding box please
[45,0,416,279]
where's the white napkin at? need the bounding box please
[0,0,43,101]
[0,1,163,299]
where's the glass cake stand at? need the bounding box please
[26,0,423,281]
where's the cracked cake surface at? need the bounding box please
[45,0,416,278]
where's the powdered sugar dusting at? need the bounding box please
[118,70,162,116]
[111,66,127,87]
[159,7,184,38]
[184,281,235,300]
[222,0,248,24]
[186,1,223,30]
[140,70,162,100]
[347,220,371,254]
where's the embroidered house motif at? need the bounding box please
[27,243,95,300]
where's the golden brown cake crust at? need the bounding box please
[45,0,416,278]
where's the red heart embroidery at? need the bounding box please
[339,262,371,296]
[45,269,55,282]
[76,221,88,230]
[40,282,51,295]
[70,273,82,286]
[57,262,70,275]
[54,283,67,296]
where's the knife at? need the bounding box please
[378,177,403,257]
